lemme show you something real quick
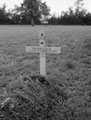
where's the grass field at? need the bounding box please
[0,25,91,119]
[0,25,91,77]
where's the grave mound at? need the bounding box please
[0,75,69,120]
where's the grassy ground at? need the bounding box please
[0,25,91,77]
[0,25,91,119]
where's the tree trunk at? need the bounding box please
[31,17,34,27]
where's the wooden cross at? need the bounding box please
[26,30,61,76]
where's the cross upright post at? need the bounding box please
[39,30,46,76]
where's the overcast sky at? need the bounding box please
[0,0,91,15]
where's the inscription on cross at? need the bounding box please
[26,30,61,76]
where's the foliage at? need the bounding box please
[0,4,11,24]
[40,2,50,23]
[21,0,40,25]
[0,0,50,25]
[10,0,50,25]
[74,0,84,14]
[48,14,60,25]
[0,0,91,25]
[48,0,91,25]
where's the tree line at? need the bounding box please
[48,0,91,25]
[0,0,50,26]
[0,0,91,25]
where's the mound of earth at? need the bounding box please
[0,75,68,120]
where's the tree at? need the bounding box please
[40,2,50,23]
[74,0,84,15]
[58,0,88,25]
[0,4,11,24]
[48,13,60,25]
[10,0,50,25]
[22,0,39,26]
[9,5,21,24]
[19,0,50,26]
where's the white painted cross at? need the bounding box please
[26,30,61,76]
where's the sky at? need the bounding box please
[0,0,91,15]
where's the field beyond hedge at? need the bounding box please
[0,25,91,120]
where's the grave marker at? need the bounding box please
[26,30,61,76]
